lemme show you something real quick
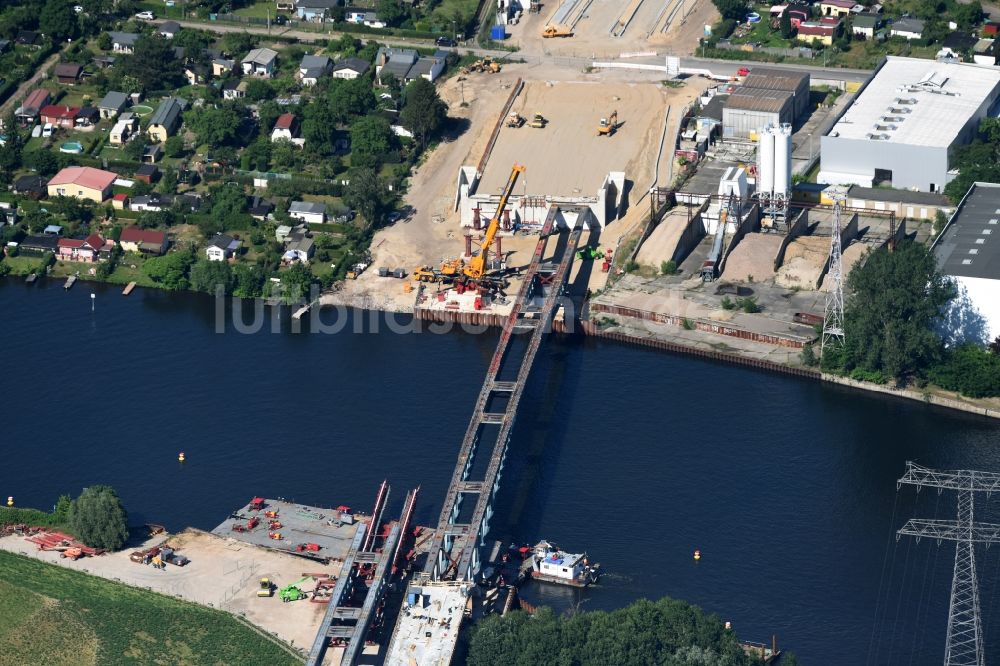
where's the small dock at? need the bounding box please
[64,275,77,290]
[292,303,311,320]
[122,281,136,296]
[741,637,781,664]
[25,273,36,284]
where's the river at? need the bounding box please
[4,278,1000,664]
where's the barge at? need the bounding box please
[525,540,600,587]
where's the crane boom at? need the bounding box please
[464,164,525,281]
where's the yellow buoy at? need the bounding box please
[693,549,701,561]
[725,621,732,630]
[6,496,13,507]
[178,452,186,462]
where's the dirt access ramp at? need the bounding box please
[507,0,719,59]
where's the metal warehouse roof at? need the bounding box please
[828,56,1000,148]
[724,88,793,114]
[741,67,809,92]
[934,182,1000,280]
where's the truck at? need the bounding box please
[542,24,573,38]
[280,577,312,602]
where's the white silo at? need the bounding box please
[773,123,792,197]
[757,125,775,195]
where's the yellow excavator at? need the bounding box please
[413,164,525,286]
[597,110,619,137]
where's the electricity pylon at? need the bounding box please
[897,462,1000,666]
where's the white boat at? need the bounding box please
[526,540,600,587]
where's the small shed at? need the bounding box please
[135,164,159,184]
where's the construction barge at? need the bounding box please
[522,540,600,587]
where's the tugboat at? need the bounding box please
[525,540,600,587]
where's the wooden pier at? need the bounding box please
[122,282,136,296]
[25,273,36,284]
[64,275,76,290]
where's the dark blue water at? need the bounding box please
[4,278,1000,664]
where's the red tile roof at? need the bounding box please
[821,0,854,7]
[798,23,836,36]
[119,226,166,246]
[113,193,129,201]
[48,166,117,191]
[274,113,296,129]
[58,238,87,249]
[40,105,80,120]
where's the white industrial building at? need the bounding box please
[933,182,1000,343]
[819,56,1000,193]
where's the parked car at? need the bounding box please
[135,10,155,19]
[274,14,287,25]
[41,123,53,138]
[31,124,41,139]
[435,36,457,47]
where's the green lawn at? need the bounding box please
[0,551,302,666]
[233,0,280,19]
[2,255,45,276]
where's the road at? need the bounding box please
[0,50,62,119]
[162,18,875,84]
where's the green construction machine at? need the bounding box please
[279,577,311,603]
[577,247,604,260]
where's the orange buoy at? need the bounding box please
[693,549,701,561]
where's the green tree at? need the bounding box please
[143,250,194,290]
[222,31,257,56]
[302,100,339,154]
[96,31,112,51]
[712,0,748,21]
[350,115,394,168]
[269,262,315,304]
[834,241,954,381]
[328,77,377,123]
[329,34,361,55]
[117,34,182,91]
[184,105,242,147]
[164,135,185,158]
[344,167,386,228]
[780,9,794,39]
[244,78,275,101]
[40,0,78,41]
[400,78,447,149]
[232,262,265,298]
[68,485,128,551]
[189,258,233,294]
[0,115,24,184]
[376,0,407,26]
[53,495,73,523]
[25,148,58,176]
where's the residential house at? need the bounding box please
[130,193,174,212]
[249,196,275,220]
[407,56,445,83]
[363,12,387,28]
[97,91,129,119]
[299,54,332,86]
[119,226,168,255]
[13,174,46,199]
[375,47,444,85]
[890,17,924,40]
[19,235,59,255]
[288,201,326,224]
[40,105,80,129]
[135,164,159,184]
[241,48,278,77]
[212,57,235,77]
[296,0,339,21]
[818,0,854,17]
[283,235,315,263]
[346,11,366,23]
[110,112,139,145]
[147,96,186,143]
[796,21,838,46]
[93,55,116,69]
[74,107,99,128]
[43,225,63,236]
[142,144,163,164]
[57,234,113,263]
[974,38,997,66]
[852,14,880,39]
[222,80,248,100]
[14,88,51,126]
[47,167,117,203]
[159,21,181,38]
[205,233,240,261]
[16,31,40,48]
[184,63,209,86]
[331,57,370,80]
[109,32,139,53]
[271,113,301,144]
[55,63,83,85]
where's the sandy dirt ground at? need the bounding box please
[775,235,829,290]
[506,0,719,59]
[819,241,870,291]
[634,208,692,268]
[479,80,667,195]
[0,529,341,655]
[720,233,783,283]
[324,63,706,313]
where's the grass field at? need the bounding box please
[0,551,302,666]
